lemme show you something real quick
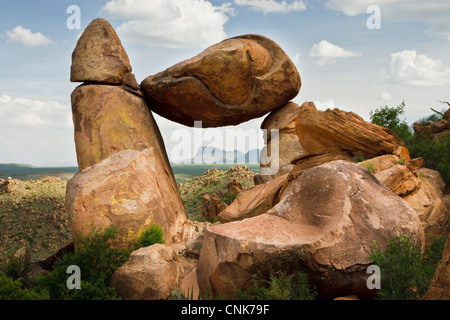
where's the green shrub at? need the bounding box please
[0,248,31,281]
[370,101,413,143]
[0,274,49,300]
[235,271,317,300]
[369,234,445,300]
[354,156,365,163]
[370,102,450,186]
[362,162,376,174]
[135,224,165,248]
[37,226,130,300]
[220,193,238,205]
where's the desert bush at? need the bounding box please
[369,234,445,300]
[235,271,317,300]
[220,192,238,205]
[135,223,165,248]
[0,248,31,281]
[37,226,130,300]
[0,274,49,300]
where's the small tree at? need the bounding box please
[370,101,413,143]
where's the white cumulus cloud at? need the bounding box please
[3,26,54,47]
[234,0,306,14]
[100,0,235,48]
[0,95,72,128]
[379,91,392,101]
[388,50,450,86]
[325,0,450,40]
[309,40,362,65]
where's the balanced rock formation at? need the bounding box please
[259,102,305,183]
[141,34,301,127]
[197,161,424,299]
[66,148,187,248]
[71,18,139,89]
[295,102,409,160]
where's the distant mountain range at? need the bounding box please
[180,146,260,164]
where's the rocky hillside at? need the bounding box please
[178,165,256,221]
[0,177,71,261]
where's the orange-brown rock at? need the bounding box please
[141,34,301,127]
[110,243,196,300]
[70,84,177,192]
[197,161,424,299]
[403,168,449,247]
[200,194,228,221]
[66,148,187,248]
[227,179,243,195]
[423,235,450,300]
[374,164,421,196]
[260,102,305,183]
[218,173,288,223]
[289,147,354,179]
[357,154,400,174]
[295,102,406,159]
[70,19,138,88]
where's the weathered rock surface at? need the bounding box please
[423,235,450,300]
[260,102,305,183]
[413,108,450,141]
[218,173,288,223]
[200,194,228,221]
[197,161,424,299]
[374,164,421,196]
[66,148,187,248]
[289,147,354,179]
[141,34,301,127]
[71,18,138,88]
[403,168,449,247]
[295,102,408,159]
[357,156,448,246]
[70,84,177,190]
[110,244,195,300]
[227,179,242,195]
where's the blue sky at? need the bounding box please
[0,0,449,166]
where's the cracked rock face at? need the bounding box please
[141,34,301,127]
[70,18,137,87]
[66,148,188,248]
[197,160,425,298]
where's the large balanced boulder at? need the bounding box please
[70,84,177,191]
[66,148,187,248]
[295,102,408,160]
[71,18,138,88]
[197,160,424,299]
[141,34,301,127]
[259,102,305,183]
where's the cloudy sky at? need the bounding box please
[0,0,449,166]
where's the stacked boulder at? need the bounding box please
[66,18,447,300]
[67,19,187,247]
